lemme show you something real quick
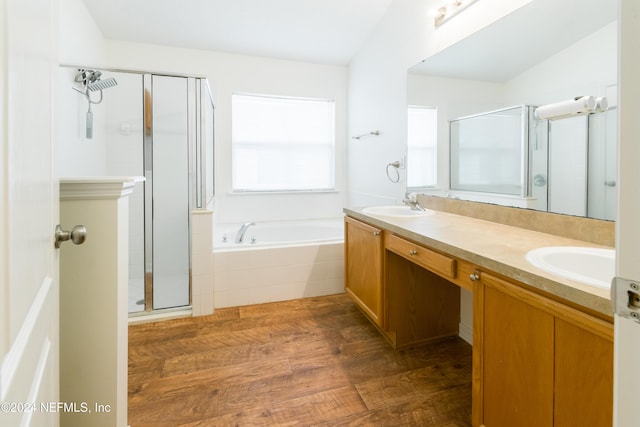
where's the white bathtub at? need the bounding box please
[212,218,345,308]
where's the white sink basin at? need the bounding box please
[525,246,615,289]
[362,205,434,218]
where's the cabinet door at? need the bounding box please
[480,274,555,427]
[475,272,613,427]
[344,217,384,326]
[554,318,613,427]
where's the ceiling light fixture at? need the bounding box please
[429,0,479,28]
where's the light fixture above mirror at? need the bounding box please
[429,0,479,28]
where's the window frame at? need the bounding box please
[407,105,438,190]
[231,92,337,193]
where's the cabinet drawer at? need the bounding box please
[386,234,456,279]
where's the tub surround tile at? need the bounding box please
[192,275,214,315]
[214,280,344,309]
[211,219,344,309]
[191,210,214,316]
[213,242,344,309]
[345,205,613,318]
[191,251,213,277]
[192,211,213,255]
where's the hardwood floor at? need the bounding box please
[128,293,472,426]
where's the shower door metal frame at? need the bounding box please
[142,73,199,314]
[60,64,214,317]
[142,73,155,312]
[144,73,199,315]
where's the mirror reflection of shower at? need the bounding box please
[72,69,118,139]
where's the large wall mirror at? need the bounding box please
[407,0,617,220]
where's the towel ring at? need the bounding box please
[386,161,400,183]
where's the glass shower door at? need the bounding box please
[101,70,147,313]
[148,75,191,310]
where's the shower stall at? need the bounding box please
[60,66,214,316]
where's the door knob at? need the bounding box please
[55,224,87,248]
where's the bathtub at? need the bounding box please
[212,218,345,308]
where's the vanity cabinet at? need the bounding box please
[385,234,460,347]
[344,216,384,327]
[344,216,461,348]
[473,272,613,427]
[344,212,613,427]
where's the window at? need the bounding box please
[407,106,437,188]
[232,93,335,192]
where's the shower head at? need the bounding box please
[72,68,118,140]
[74,69,101,84]
[74,69,117,91]
[88,70,102,82]
[87,77,118,92]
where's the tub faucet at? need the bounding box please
[235,222,256,243]
[402,192,425,211]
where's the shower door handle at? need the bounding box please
[55,224,87,249]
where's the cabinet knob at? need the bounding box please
[469,272,481,281]
[409,249,417,256]
[373,231,381,236]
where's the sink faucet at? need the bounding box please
[235,222,256,243]
[402,192,425,211]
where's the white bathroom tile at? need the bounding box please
[191,294,202,315]
[192,251,212,277]
[192,231,212,255]
[211,234,344,308]
[191,273,207,295]
[307,260,344,281]
[303,278,344,297]
[192,214,213,253]
[192,274,215,316]
[213,268,258,291]
[214,289,247,308]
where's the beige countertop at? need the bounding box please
[344,207,614,319]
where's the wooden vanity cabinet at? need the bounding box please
[473,272,613,427]
[344,217,461,347]
[385,234,460,348]
[344,216,384,327]
[344,213,613,426]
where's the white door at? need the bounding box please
[0,0,60,426]
[614,0,640,425]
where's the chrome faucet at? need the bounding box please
[235,222,256,243]
[402,192,425,211]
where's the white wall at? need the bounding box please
[504,22,617,105]
[105,41,349,225]
[58,0,106,65]
[347,0,533,207]
[347,0,426,207]
[57,0,108,176]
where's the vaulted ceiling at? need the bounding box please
[82,0,394,65]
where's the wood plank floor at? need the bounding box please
[128,293,472,426]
